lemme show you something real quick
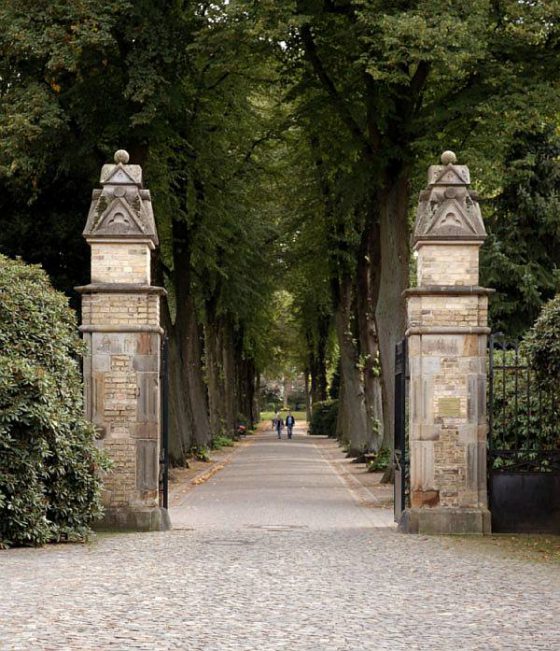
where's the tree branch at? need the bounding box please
[408,61,431,114]
[300,23,374,160]
[205,71,230,91]
[363,73,382,151]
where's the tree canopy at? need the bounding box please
[1,0,560,461]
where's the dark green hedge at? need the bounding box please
[0,255,107,547]
[524,294,560,390]
[308,400,338,438]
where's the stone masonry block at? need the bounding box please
[81,151,167,531]
[403,152,490,533]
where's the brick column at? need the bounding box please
[400,151,492,535]
[78,150,170,531]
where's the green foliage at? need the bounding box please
[0,1,283,453]
[211,436,235,450]
[308,400,338,438]
[0,255,107,548]
[329,363,340,400]
[524,295,560,391]
[367,448,391,472]
[191,446,211,463]
[2,0,560,460]
[261,290,303,381]
[481,127,560,338]
[248,0,560,450]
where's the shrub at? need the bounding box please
[0,255,107,548]
[191,446,211,462]
[308,400,338,437]
[211,435,235,450]
[523,294,560,390]
[367,448,391,472]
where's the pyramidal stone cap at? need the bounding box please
[83,149,158,245]
[412,150,486,245]
[99,148,142,185]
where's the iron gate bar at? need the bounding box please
[489,335,560,466]
[488,333,560,533]
[393,338,408,522]
[502,338,506,449]
[515,341,521,449]
[489,333,494,457]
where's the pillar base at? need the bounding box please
[398,507,491,535]
[94,507,171,532]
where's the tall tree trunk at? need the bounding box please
[205,316,227,441]
[356,219,384,451]
[307,316,329,407]
[221,318,237,435]
[304,369,312,419]
[310,358,320,405]
[282,375,290,409]
[155,258,191,466]
[163,316,191,466]
[335,369,346,442]
[238,356,257,427]
[335,276,369,455]
[375,175,410,456]
[316,314,330,401]
[254,373,261,424]
[172,219,211,452]
[245,359,256,427]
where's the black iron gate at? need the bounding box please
[488,334,560,533]
[159,335,169,510]
[394,338,409,522]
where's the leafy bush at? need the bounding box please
[308,400,338,437]
[191,446,211,462]
[0,255,107,548]
[523,294,560,390]
[211,435,235,450]
[367,448,391,472]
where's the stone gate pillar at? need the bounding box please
[78,149,170,531]
[401,151,492,535]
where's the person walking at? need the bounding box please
[285,412,295,439]
[274,412,284,439]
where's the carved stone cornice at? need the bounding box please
[82,150,158,245]
[413,151,486,246]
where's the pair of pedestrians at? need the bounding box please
[273,412,295,439]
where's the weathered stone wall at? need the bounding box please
[417,244,480,286]
[407,293,488,329]
[79,150,169,531]
[408,327,488,511]
[82,329,161,509]
[401,151,491,535]
[91,242,151,284]
[81,293,160,327]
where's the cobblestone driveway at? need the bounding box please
[1,428,559,650]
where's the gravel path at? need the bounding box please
[1,426,559,650]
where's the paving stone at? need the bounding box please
[0,428,559,650]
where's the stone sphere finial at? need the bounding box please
[441,150,457,165]
[114,149,130,164]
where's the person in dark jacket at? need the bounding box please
[274,412,284,439]
[285,412,295,439]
